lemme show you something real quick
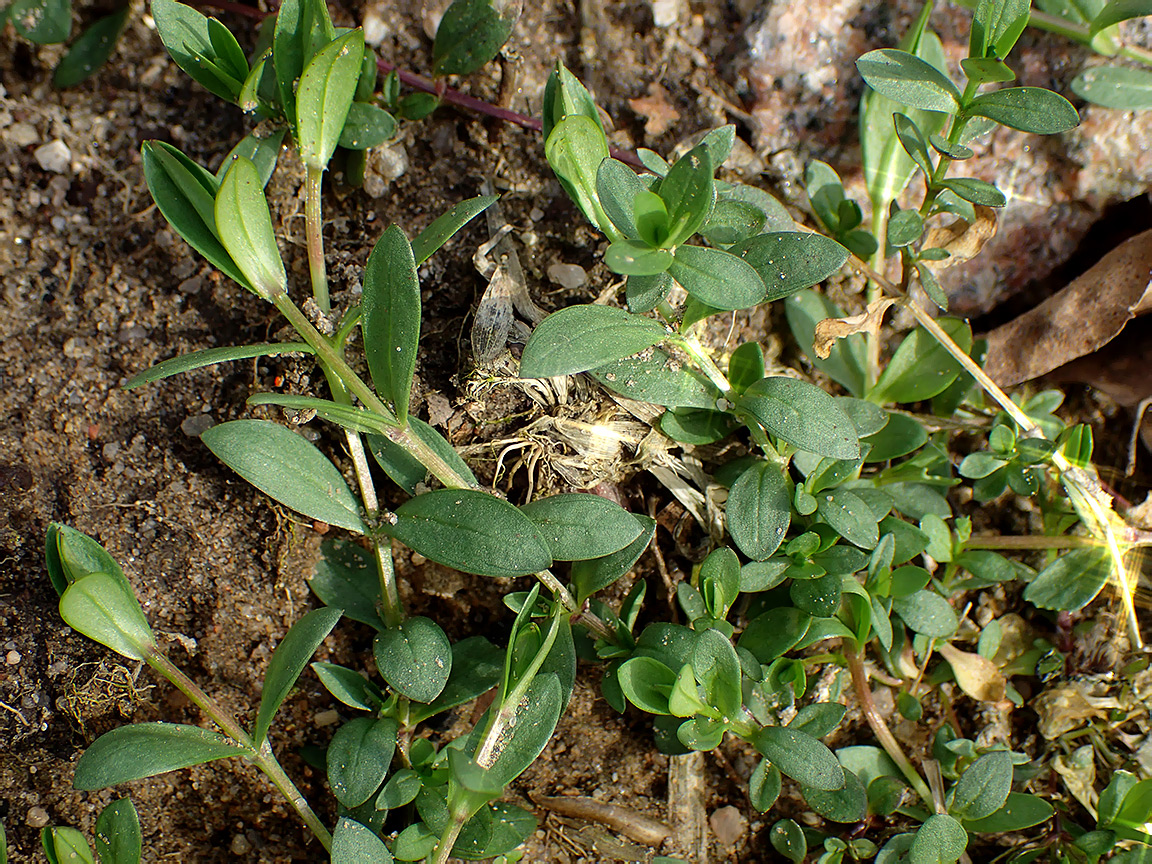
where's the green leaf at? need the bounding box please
[541,61,604,143]
[151,0,242,100]
[870,319,973,404]
[373,617,452,703]
[790,571,844,617]
[54,7,128,86]
[965,87,1079,134]
[668,245,765,310]
[892,113,935,177]
[328,717,398,807]
[412,194,498,265]
[254,606,342,742]
[42,827,94,864]
[244,392,396,435]
[750,760,783,811]
[738,377,860,459]
[338,101,397,150]
[625,271,674,313]
[409,636,503,724]
[570,515,654,602]
[141,141,254,291]
[1072,65,1152,109]
[377,768,422,810]
[785,290,867,397]
[757,726,845,790]
[1093,0,1152,31]
[962,792,1053,833]
[771,819,808,863]
[362,225,420,424]
[520,493,642,561]
[73,723,240,789]
[520,305,667,378]
[215,157,286,300]
[59,573,156,661]
[618,656,677,714]
[728,341,766,393]
[201,419,366,533]
[45,523,125,596]
[94,798,141,864]
[545,114,613,236]
[693,629,742,717]
[658,145,716,246]
[432,0,519,76]
[950,750,1013,820]
[701,197,766,246]
[699,547,741,620]
[483,673,564,785]
[660,408,737,444]
[961,57,1016,85]
[1023,547,1112,611]
[728,461,791,561]
[862,412,928,461]
[308,539,384,630]
[389,489,552,577]
[311,661,385,710]
[272,0,337,137]
[366,420,475,496]
[803,769,868,822]
[297,29,364,170]
[910,814,968,864]
[597,157,649,241]
[971,0,1031,58]
[856,49,962,113]
[939,177,1006,207]
[729,232,849,303]
[788,702,846,739]
[817,490,879,549]
[589,346,721,409]
[216,129,287,187]
[605,240,674,276]
[887,208,924,247]
[1101,770,1139,825]
[11,0,71,42]
[738,607,812,662]
[332,817,393,863]
[1114,777,1152,826]
[892,590,958,637]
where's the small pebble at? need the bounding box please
[231,833,253,855]
[709,805,747,847]
[34,139,71,174]
[313,709,340,727]
[181,414,216,438]
[547,262,588,290]
[6,650,20,665]
[7,121,37,147]
[27,806,49,828]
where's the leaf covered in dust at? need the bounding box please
[471,262,515,363]
[813,299,895,360]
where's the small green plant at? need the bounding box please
[35,798,140,864]
[4,0,129,87]
[42,0,1152,860]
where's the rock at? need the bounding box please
[34,139,71,174]
[180,414,216,438]
[7,121,37,148]
[547,262,588,290]
[709,805,747,848]
[27,806,49,828]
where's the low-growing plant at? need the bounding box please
[34,0,1152,861]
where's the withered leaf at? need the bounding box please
[938,642,1007,704]
[813,298,894,359]
[921,205,999,271]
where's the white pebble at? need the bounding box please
[34,139,71,173]
[547,262,588,290]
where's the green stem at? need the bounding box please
[145,650,333,849]
[373,539,403,628]
[305,165,330,315]
[672,334,732,398]
[272,292,475,490]
[846,648,934,808]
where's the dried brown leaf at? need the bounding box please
[813,298,894,359]
[938,642,1007,703]
[921,205,999,271]
[983,229,1152,387]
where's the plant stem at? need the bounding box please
[845,648,934,807]
[964,534,1101,550]
[145,650,333,849]
[305,166,330,315]
[272,293,476,490]
[673,334,732,398]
